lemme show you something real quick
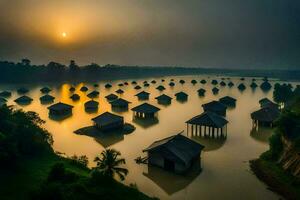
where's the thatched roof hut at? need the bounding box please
[250,82,258,89]
[155,94,172,105]
[260,81,272,91]
[118,83,124,87]
[202,101,227,116]
[186,111,228,129]
[110,98,131,108]
[179,80,185,84]
[105,94,118,101]
[135,91,150,100]
[70,94,80,101]
[251,107,280,127]
[228,82,234,87]
[131,103,160,119]
[92,112,124,131]
[131,81,137,85]
[105,83,112,88]
[197,88,206,96]
[200,79,207,84]
[115,89,124,94]
[191,80,197,85]
[84,100,99,110]
[0,91,11,98]
[175,92,188,101]
[156,85,166,91]
[48,102,73,115]
[87,91,99,98]
[211,80,218,85]
[144,83,150,87]
[69,86,76,92]
[14,95,33,104]
[212,87,219,94]
[143,133,204,173]
[134,85,142,90]
[237,83,246,91]
[40,94,55,102]
[40,87,52,94]
[169,82,175,87]
[220,81,226,86]
[124,82,129,85]
[17,87,29,94]
[151,80,157,84]
[80,86,88,92]
[219,96,236,107]
[259,98,278,109]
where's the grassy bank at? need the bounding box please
[250,157,300,200]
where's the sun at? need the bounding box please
[62,32,67,38]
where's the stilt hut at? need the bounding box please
[115,89,124,94]
[143,133,204,174]
[40,94,55,103]
[48,102,73,115]
[110,98,131,108]
[69,86,76,92]
[219,96,236,107]
[87,91,99,98]
[191,80,197,85]
[105,83,112,88]
[14,95,33,104]
[186,111,228,138]
[92,112,124,131]
[212,87,219,94]
[169,82,175,87]
[105,94,118,101]
[250,82,258,89]
[260,81,272,91]
[202,100,227,116]
[251,107,280,128]
[17,87,29,94]
[156,85,166,91]
[175,92,188,101]
[135,91,150,100]
[151,80,157,84]
[155,94,172,105]
[259,98,279,109]
[131,81,137,85]
[70,94,80,101]
[80,86,88,92]
[220,81,226,86]
[211,80,218,85]
[0,91,11,98]
[179,80,185,84]
[197,88,206,96]
[200,79,207,84]
[144,83,150,87]
[124,82,129,85]
[134,85,142,90]
[84,100,99,110]
[40,87,51,94]
[131,103,160,119]
[238,83,246,91]
[228,82,234,87]
[118,83,124,87]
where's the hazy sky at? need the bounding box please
[0,0,299,69]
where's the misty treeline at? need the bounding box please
[0,59,299,83]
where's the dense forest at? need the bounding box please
[251,84,300,199]
[0,59,300,83]
[0,105,156,200]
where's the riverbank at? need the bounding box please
[250,157,300,200]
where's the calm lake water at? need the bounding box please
[1,75,299,200]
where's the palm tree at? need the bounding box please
[94,149,128,181]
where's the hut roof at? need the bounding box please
[135,91,150,97]
[118,83,124,87]
[40,87,51,93]
[211,80,218,85]
[134,85,142,90]
[169,82,175,86]
[238,83,246,90]
[250,82,258,88]
[202,101,226,112]
[175,92,188,98]
[131,103,160,113]
[212,87,219,93]
[17,87,29,94]
[48,102,73,111]
[0,91,11,97]
[87,91,99,98]
[200,79,207,84]
[151,80,157,84]
[14,95,33,103]
[155,94,172,101]
[179,80,185,84]
[228,82,234,87]
[110,98,131,106]
[143,134,204,166]
[85,100,99,108]
[260,81,272,90]
[92,112,123,126]
[156,85,166,91]
[144,83,150,87]
[115,89,124,94]
[186,111,228,128]
[219,96,236,103]
[105,94,118,100]
[70,94,80,100]
[40,94,55,101]
[105,83,112,88]
[80,86,88,91]
[191,80,197,84]
[131,81,137,85]
[197,88,206,93]
[69,86,76,92]
[251,107,280,122]
[259,98,278,108]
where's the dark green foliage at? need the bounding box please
[268,131,283,160]
[275,110,300,140]
[273,83,293,104]
[69,155,89,168]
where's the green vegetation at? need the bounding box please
[0,105,156,200]
[251,87,300,199]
